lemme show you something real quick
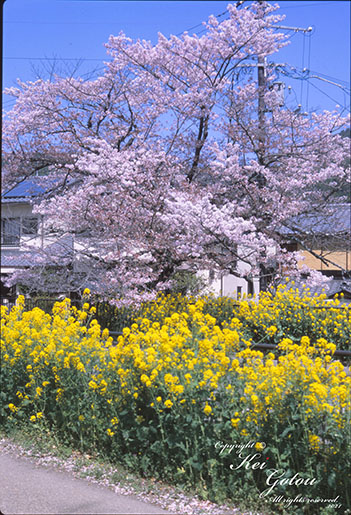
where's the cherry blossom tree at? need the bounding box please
[2,1,350,301]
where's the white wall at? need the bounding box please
[1,202,44,250]
[197,270,260,298]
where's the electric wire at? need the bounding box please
[279,1,337,8]
[3,3,349,116]
[282,66,349,111]
[307,80,349,111]
[306,31,312,111]
[308,70,350,87]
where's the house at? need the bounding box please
[1,178,74,304]
[1,177,262,302]
[280,204,351,276]
[4,178,348,303]
[198,262,260,299]
[1,179,43,303]
[279,203,351,301]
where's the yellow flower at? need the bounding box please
[36,412,43,419]
[309,434,321,452]
[301,336,310,346]
[89,380,98,389]
[164,399,173,409]
[255,442,265,451]
[203,404,212,416]
[77,362,86,373]
[106,428,115,437]
[30,415,36,422]
[231,418,240,428]
[267,325,278,336]
[8,403,17,413]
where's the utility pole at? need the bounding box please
[257,55,266,166]
[256,19,312,167]
[256,1,312,291]
[257,1,266,166]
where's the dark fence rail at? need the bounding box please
[108,332,351,364]
[1,296,350,360]
[249,342,351,361]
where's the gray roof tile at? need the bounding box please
[280,204,351,236]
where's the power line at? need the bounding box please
[175,10,228,38]
[282,67,349,110]
[4,3,349,116]
[4,20,139,25]
[289,65,350,94]
[307,80,349,110]
[4,56,111,62]
[308,70,350,87]
[175,1,247,38]
[279,1,338,8]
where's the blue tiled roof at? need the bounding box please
[2,177,80,203]
[280,204,351,236]
[2,179,47,199]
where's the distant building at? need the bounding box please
[3,179,349,303]
[1,178,74,304]
[280,203,351,302]
[1,178,261,302]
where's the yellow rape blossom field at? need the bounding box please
[1,287,350,514]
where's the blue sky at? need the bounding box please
[3,0,350,115]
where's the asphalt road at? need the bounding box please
[0,452,171,515]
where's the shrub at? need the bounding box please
[1,289,350,514]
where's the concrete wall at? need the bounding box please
[197,270,260,298]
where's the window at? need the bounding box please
[22,217,39,235]
[1,218,21,245]
[1,216,39,246]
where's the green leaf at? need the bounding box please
[281,425,294,438]
[327,471,336,488]
[186,456,203,471]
